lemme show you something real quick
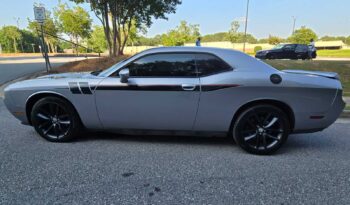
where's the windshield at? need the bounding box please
[272,44,284,50]
[97,54,137,77]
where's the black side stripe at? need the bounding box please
[201,84,240,91]
[96,84,239,92]
[79,82,92,94]
[69,82,81,94]
[96,85,190,91]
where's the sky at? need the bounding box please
[0,0,349,39]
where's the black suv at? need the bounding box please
[255,44,316,60]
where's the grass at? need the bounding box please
[317,49,350,58]
[264,60,350,96]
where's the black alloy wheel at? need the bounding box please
[233,105,290,155]
[31,97,81,142]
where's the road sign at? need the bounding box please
[34,6,46,23]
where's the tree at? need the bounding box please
[134,35,162,46]
[161,21,200,46]
[88,26,107,53]
[54,3,92,54]
[228,21,240,43]
[289,26,317,44]
[0,26,22,53]
[268,35,282,45]
[28,11,59,53]
[20,29,40,53]
[71,0,182,56]
[346,36,350,45]
[228,21,257,44]
[202,32,229,42]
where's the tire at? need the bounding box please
[232,104,290,155]
[31,97,81,142]
[267,54,275,60]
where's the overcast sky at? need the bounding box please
[0,0,349,39]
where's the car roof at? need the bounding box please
[140,46,243,55]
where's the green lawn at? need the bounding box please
[317,49,350,58]
[264,60,350,96]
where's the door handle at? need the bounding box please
[182,84,196,91]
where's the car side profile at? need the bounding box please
[4,47,345,154]
[255,44,316,60]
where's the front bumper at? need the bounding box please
[255,54,267,59]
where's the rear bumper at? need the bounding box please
[292,89,346,134]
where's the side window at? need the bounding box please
[284,45,296,51]
[296,45,308,52]
[127,53,196,77]
[195,54,232,76]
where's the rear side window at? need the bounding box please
[195,54,232,76]
[127,53,196,77]
[295,45,308,52]
[283,44,296,51]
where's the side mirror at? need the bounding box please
[119,68,130,83]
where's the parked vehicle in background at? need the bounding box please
[255,44,316,60]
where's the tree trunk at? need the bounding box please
[75,37,79,56]
[13,38,17,53]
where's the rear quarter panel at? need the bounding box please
[194,69,340,132]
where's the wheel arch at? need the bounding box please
[25,91,83,126]
[230,99,295,132]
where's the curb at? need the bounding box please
[340,110,350,118]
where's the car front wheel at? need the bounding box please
[233,105,290,155]
[31,97,81,142]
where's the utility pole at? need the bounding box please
[292,16,297,35]
[243,0,250,53]
[31,44,35,53]
[14,17,24,52]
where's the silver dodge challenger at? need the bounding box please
[4,47,346,154]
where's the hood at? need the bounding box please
[37,72,92,79]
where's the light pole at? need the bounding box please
[31,44,35,53]
[243,0,250,53]
[292,16,297,35]
[13,17,24,52]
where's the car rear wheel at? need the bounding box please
[232,105,290,155]
[31,97,81,142]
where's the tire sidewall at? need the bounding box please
[233,105,290,155]
[31,97,80,142]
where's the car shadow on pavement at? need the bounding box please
[73,131,334,152]
[74,131,235,147]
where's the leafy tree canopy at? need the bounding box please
[71,0,181,56]
[54,3,92,42]
[289,26,317,44]
[161,21,200,46]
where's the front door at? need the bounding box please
[95,53,200,131]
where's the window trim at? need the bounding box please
[109,51,233,78]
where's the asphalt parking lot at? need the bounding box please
[0,98,349,204]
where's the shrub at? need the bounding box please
[254,46,263,53]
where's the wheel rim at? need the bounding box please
[238,109,284,151]
[34,102,72,139]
